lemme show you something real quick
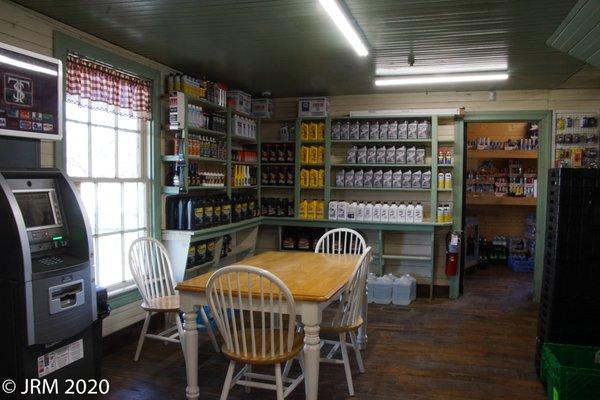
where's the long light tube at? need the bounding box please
[318,0,368,57]
[376,63,508,76]
[375,72,509,86]
[0,54,57,76]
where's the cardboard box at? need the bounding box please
[227,90,252,115]
[298,97,330,117]
[251,98,274,118]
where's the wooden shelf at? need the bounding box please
[331,139,431,144]
[262,185,294,188]
[467,150,538,159]
[332,163,430,168]
[188,126,227,137]
[261,162,294,166]
[332,187,429,192]
[232,161,258,166]
[186,95,227,112]
[466,194,537,206]
[188,155,226,163]
[231,185,258,190]
[231,135,257,144]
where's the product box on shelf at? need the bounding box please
[168,91,186,129]
[298,97,330,117]
[227,90,252,115]
[251,98,274,118]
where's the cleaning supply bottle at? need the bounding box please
[414,202,423,223]
[406,202,414,223]
[373,202,382,222]
[398,202,406,223]
[337,201,348,221]
[364,202,373,221]
[381,202,390,222]
[347,201,357,221]
[328,201,338,220]
[389,202,398,222]
[356,202,365,221]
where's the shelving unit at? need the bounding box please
[466,194,536,206]
[162,107,460,298]
[468,149,538,159]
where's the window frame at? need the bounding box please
[66,103,150,289]
[54,32,162,298]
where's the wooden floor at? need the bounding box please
[102,266,545,400]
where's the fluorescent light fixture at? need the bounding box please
[374,72,509,86]
[318,0,368,57]
[376,63,508,76]
[0,54,58,76]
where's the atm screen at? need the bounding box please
[14,191,58,228]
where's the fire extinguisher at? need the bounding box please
[445,231,462,276]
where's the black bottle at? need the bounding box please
[213,196,222,226]
[193,197,204,230]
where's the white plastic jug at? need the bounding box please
[392,276,412,306]
[403,274,417,300]
[370,275,394,304]
[366,273,377,303]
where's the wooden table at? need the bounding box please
[175,250,365,400]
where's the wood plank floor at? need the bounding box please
[102,266,545,400]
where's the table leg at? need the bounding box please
[302,308,321,400]
[184,309,199,400]
[357,288,368,350]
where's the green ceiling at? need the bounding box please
[14,0,589,96]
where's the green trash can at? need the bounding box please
[540,343,600,400]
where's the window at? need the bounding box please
[65,99,150,289]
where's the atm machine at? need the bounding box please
[0,168,99,384]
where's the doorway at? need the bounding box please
[459,112,552,301]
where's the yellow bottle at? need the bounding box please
[300,123,309,140]
[301,146,309,164]
[309,146,318,164]
[318,169,325,187]
[301,169,309,188]
[307,200,317,219]
[309,169,318,187]
[309,122,318,140]
[299,199,308,219]
[317,146,324,164]
[316,200,324,219]
[317,122,325,139]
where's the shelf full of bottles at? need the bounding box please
[162,90,260,233]
[258,115,457,224]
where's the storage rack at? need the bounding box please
[162,108,459,298]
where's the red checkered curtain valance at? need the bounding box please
[66,53,152,120]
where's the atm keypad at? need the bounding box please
[38,257,63,266]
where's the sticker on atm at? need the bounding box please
[37,339,84,377]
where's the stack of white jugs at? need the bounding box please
[367,273,417,306]
[329,201,423,223]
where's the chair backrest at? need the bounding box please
[330,247,372,329]
[129,237,177,304]
[206,265,297,359]
[314,228,366,255]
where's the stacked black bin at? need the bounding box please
[536,168,600,374]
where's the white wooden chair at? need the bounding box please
[206,265,305,400]
[319,247,371,396]
[129,237,219,361]
[314,228,367,255]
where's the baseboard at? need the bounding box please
[101,299,146,337]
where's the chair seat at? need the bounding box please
[320,316,364,334]
[222,330,305,365]
[141,295,180,312]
